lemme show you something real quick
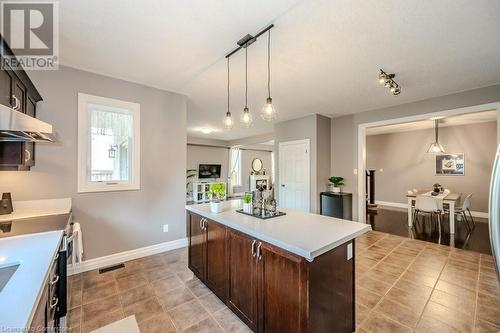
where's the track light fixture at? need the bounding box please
[223,57,233,129]
[378,69,401,95]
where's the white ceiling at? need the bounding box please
[366,110,498,135]
[58,0,500,140]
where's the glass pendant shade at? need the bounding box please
[261,97,276,120]
[240,107,253,127]
[427,142,445,153]
[224,111,233,129]
[427,119,445,153]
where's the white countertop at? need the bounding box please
[186,201,371,261]
[0,230,63,330]
[0,198,72,222]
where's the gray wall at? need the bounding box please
[0,66,187,260]
[274,114,331,213]
[332,84,500,220]
[366,122,497,212]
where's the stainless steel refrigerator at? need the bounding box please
[489,144,500,279]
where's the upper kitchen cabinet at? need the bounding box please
[0,35,43,170]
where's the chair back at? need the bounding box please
[462,193,473,210]
[415,195,442,212]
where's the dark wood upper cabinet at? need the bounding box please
[0,35,43,170]
[227,229,259,331]
[187,213,206,280]
[205,219,228,299]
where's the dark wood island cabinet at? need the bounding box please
[186,207,370,333]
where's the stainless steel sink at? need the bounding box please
[0,262,20,292]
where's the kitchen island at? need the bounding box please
[186,201,371,333]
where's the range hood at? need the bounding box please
[0,103,55,142]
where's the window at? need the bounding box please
[78,93,140,192]
[229,147,241,187]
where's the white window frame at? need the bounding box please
[77,93,140,193]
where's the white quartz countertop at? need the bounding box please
[0,198,72,222]
[0,230,63,330]
[186,201,371,261]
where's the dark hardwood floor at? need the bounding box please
[367,207,492,254]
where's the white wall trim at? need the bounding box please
[67,237,188,275]
[375,200,489,219]
[357,101,500,224]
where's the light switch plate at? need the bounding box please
[347,242,353,260]
[162,224,169,232]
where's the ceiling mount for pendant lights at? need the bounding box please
[222,24,275,130]
[261,29,276,121]
[427,119,445,153]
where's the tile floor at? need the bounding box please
[68,231,500,333]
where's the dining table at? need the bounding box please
[406,190,462,234]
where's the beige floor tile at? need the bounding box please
[356,287,383,309]
[114,260,142,279]
[360,311,412,333]
[400,269,438,288]
[384,286,430,314]
[82,270,115,289]
[82,295,122,322]
[115,272,147,292]
[68,306,82,329]
[357,275,393,296]
[168,299,210,331]
[476,302,500,327]
[138,313,177,333]
[356,302,370,326]
[365,267,400,285]
[186,277,212,297]
[429,289,476,315]
[374,297,422,328]
[420,301,473,332]
[151,274,184,294]
[182,316,225,333]
[157,286,196,310]
[123,296,164,323]
[81,309,124,333]
[475,318,500,333]
[69,288,82,309]
[119,284,156,307]
[176,268,195,283]
[198,292,226,314]
[372,261,407,277]
[82,280,118,305]
[213,307,253,333]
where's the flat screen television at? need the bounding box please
[198,164,221,179]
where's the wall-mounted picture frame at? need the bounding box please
[436,153,464,175]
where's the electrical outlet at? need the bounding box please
[162,224,169,233]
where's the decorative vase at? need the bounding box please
[332,186,341,193]
[243,203,253,214]
[210,201,223,213]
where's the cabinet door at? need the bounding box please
[205,219,228,299]
[0,65,15,107]
[30,283,48,330]
[258,242,307,333]
[188,213,206,280]
[227,230,258,330]
[23,94,37,166]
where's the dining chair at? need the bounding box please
[445,193,475,231]
[413,195,443,242]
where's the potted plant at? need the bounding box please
[328,176,345,193]
[209,183,226,213]
[243,192,253,214]
[433,183,443,193]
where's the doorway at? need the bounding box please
[278,139,310,212]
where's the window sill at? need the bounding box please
[77,183,140,193]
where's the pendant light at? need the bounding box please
[223,57,233,129]
[261,29,276,120]
[427,119,445,153]
[240,45,253,127]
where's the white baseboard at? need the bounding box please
[375,201,489,219]
[67,237,188,275]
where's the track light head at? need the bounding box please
[378,69,401,96]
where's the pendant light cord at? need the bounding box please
[435,119,439,141]
[227,57,230,113]
[245,44,248,109]
[267,29,271,98]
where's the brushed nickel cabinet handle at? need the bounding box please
[251,240,256,257]
[49,274,59,285]
[257,242,262,260]
[12,95,20,110]
[24,149,31,163]
[49,296,59,309]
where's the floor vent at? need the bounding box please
[99,263,125,274]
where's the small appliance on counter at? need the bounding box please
[0,192,13,215]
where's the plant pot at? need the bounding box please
[210,201,224,213]
[243,203,253,214]
[331,187,341,193]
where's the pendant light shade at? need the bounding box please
[427,119,445,153]
[240,45,253,127]
[261,30,276,121]
[223,57,233,129]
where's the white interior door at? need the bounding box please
[278,139,310,212]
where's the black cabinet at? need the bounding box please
[0,35,42,170]
[320,192,352,220]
